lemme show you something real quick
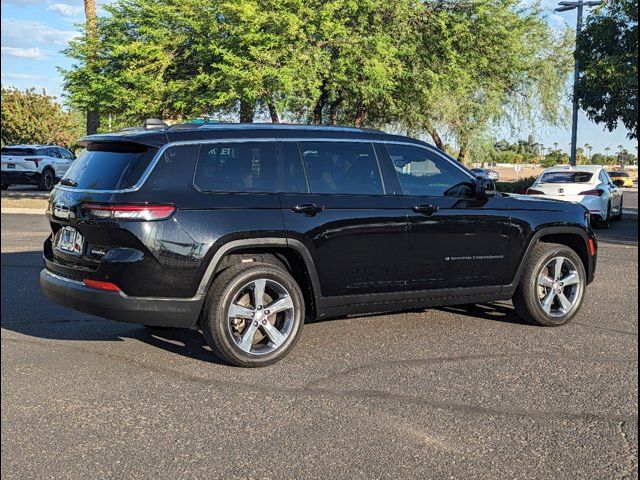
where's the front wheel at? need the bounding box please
[200,262,305,367]
[512,243,586,327]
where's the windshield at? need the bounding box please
[61,142,158,190]
[1,147,37,156]
[540,172,593,184]
[608,172,629,177]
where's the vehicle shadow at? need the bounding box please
[1,251,228,365]
[596,216,638,246]
[0,251,534,364]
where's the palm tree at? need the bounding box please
[84,0,99,134]
[584,143,593,163]
[604,147,612,165]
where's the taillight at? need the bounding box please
[81,203,175,221]
[578,189,604,196]
[25,157,43,167]
[527,188,545,195]
[83,279,121,291]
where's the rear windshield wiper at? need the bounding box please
[59,178,78,187]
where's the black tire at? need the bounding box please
[38,168,56,191]
[593,202,611,229]
[512,242,586,327]
[200,262,305,367]
[612,197,623,221]
[1,184,9,190]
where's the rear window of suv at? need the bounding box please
[540,172,593,183]
[1,147,37,156]
[61,142,157,190]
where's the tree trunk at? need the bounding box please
[267,103,280,123]
[239,100,255,123]
[86,112,100,135]
[457,144,468,163]
[313,89,328,125]
[353,104,366,128]
[424,123,445,151]
[84,0,99,134]
[329,99,342,125]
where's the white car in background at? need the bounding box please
[1,145,76,191]
[527,165,623,228]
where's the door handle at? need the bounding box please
[412,204,438,215]
[291,204,324,215]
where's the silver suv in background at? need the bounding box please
[1,145,76,191]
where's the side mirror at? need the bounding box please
[476,177,496,197]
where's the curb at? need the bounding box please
[1,208,46,215]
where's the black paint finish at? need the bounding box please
[40,125,597,326]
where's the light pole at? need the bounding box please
[555,0,602,166]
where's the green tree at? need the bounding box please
[0,86,83,148]
[403,0,572,161]
[575,0,638,139]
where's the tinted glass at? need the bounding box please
[540,172,593,183]
[279,142,308,193]
[386,144,474,197]
[609,171,629,178]
[1,148,36,156]
[46,148,62,158]
[194,142,277,192]
[299,141,382,195]
[62,142,158,190]
[59,148,75,160]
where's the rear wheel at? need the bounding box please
[38,168,56,191]
[200,262,305,367]
[512,243,586,327]
[612,197,623,221]
[594,202,611,229]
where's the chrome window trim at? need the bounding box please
[54,136,474,194]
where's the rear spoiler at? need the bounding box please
[78,132,169,148]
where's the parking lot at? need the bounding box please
[1,190,638,479]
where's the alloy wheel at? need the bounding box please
[536,256,582,318]
[227,278,295,355]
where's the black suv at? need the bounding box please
[40,124,597,366]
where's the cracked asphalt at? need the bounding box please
[1,193,638,479]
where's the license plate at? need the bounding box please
[6,163,15,169]
[57,226,84,255]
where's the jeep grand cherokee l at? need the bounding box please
[40,124,597,367]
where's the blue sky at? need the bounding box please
[1,0,636,153]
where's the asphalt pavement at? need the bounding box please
[1,193,638,479]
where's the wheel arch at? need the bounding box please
[505,226,594,294]
[196,238,320,319]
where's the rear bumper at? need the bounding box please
[39,269,204,327]
[1,171,41,185]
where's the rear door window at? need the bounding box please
[194,142,277,192]
[299,141,383,195]
[61,142,158,190]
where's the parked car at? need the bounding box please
[607,170,634,188]
[1,145,76,191]
[40,123,597,367]
[470,167,500,181]
[527,165,623,228]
